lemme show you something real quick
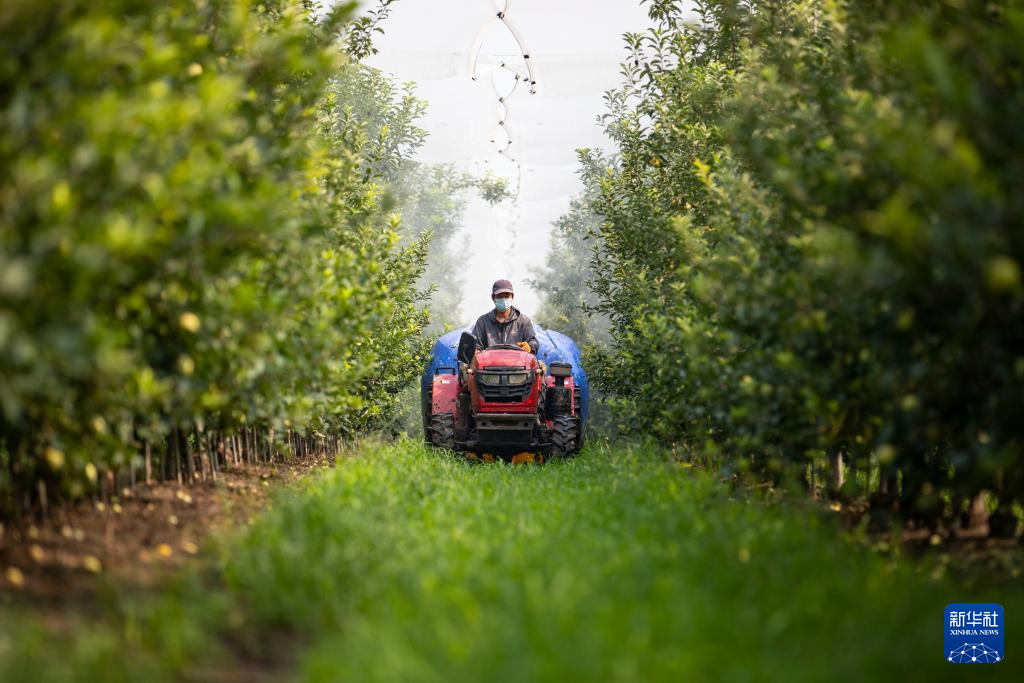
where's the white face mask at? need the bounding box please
[494,296,512,312]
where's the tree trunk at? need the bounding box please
[37,479,48,518]
[828,451,844,495]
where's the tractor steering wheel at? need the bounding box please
[487,344,525,351]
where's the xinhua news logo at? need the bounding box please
[945,603,1003,663]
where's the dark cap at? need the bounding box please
[491,278,514,296]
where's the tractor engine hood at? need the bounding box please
[474,348,538,369]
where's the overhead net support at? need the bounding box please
[469,0,539,162]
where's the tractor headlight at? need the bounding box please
[478,374,501,386]
[506,373,530,385]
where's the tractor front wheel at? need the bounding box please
[428,413,456,450]
[549,414,580,458]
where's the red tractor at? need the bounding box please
[424,332,582,460]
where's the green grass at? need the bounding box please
[3,440,1021,681]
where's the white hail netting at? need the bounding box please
[365,0,651,318]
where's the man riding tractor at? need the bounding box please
[470,278,537,357]
[422,279,584,461]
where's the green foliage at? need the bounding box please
[324,63,513,438]
[532,152,611,347]
[323,61,513,338]
[8,441,1016,680]
[531,153,620,438]
[392,164,511,335]
[0,0,434,511]
[581,0,1024,517]
[341,0,399,62]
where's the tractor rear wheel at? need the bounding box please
[549,414,580,458]
[428,413,456,450]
